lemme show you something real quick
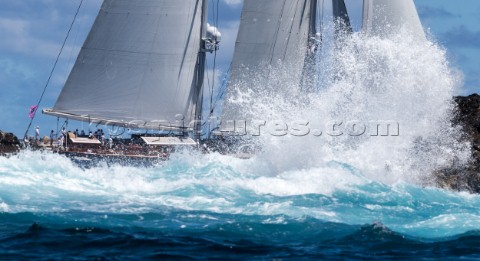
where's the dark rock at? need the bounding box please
[434,94,480,193]
[0,129,20,155]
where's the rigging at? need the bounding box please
[23,0,85,141]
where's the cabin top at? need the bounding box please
[68,132,101,145]
[141,136,197,146]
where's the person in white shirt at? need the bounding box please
[35,126,40,145]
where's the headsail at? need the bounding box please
[362,0,425,39]
[44,0,205,130]
[332,0,352,34]
[221,0,316,122]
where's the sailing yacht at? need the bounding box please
[41,0,424,164]
[42,0,218,163]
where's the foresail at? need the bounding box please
[362,0,425,39]
[46,0,204,130]
[332,0,352,34]
[221,0,315,122]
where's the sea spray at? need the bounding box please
[0,23,478,261]
[2,4,480,260]
[0,29,473,236]
[224,27,470,186]
[1,149,480,240]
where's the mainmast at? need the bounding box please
[310,0,319,37]
[300,0,321,92]
[192,0,209,140]
[194,0,221,141]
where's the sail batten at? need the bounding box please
[47,0,204,129]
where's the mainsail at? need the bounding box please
[44,0,206,130]
[362,0,425,39]
[221,0,316,121]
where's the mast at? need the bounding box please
[194,0,222,140]
[193,0,209,140]
[300,0,320,92]
[310,0,318,37]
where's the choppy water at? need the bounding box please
[1,151,480,260]
[2,13,479,260]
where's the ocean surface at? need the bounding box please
[3,15,479,260]
[1,151,480,260]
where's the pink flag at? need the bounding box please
[29,105,38,119]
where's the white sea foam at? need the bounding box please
[225,27,470,185]
[1,148,480,237]
[0,27,477,239]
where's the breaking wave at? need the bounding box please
[1,149,480,240]
[1,27,478,260]
[224,27,470,186]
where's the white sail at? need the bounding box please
[222,0,316,121]
[362,0,425,39]
[45,0,205,130]
[332,0,352,33]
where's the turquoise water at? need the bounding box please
[2,26,478,259]
[1,151,479,259]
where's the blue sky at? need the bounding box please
[0,0,479,138]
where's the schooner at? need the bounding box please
[38,0,424,163]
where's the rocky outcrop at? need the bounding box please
[0,130,20,155]
[434,94,480,193]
